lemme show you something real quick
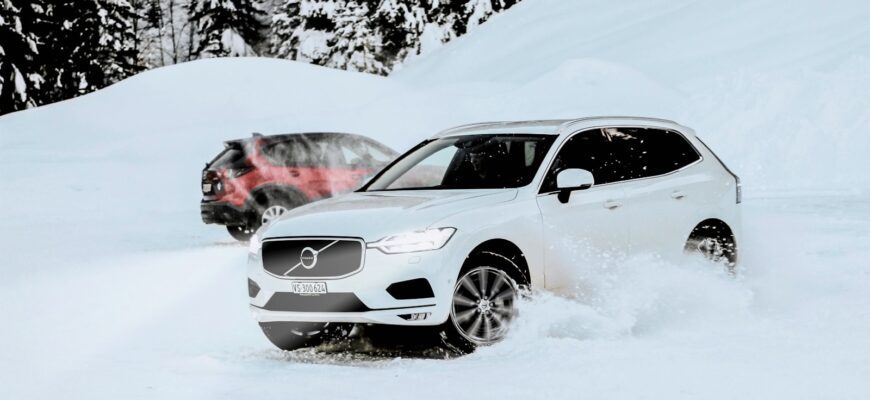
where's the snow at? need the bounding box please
[2,0,870,398]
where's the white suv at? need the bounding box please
[247,117,741,351]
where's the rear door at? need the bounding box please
[308,135,374,196]
[612,127,706,259]
[536,129,629,293]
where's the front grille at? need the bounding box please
[263,292,370,312]
[261,237,364,279]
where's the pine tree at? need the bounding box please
[188,0,264,58]
[269,0,342,64]
[129,0,166,68]
[37,0,141,104]
[425,0,519,44]
[325,1,385,74]
[372,0,426,70]
[268,0,301,59]
[0,0,44,115]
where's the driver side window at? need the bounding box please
[541,129,622,192]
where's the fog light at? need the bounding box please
[400,312,431,321]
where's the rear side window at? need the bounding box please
[541,127,700,191]
[615,127,700,180]
[261,139,317,167]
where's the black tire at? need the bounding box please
[439,252,526,353]
[227,225,255,242]
[259,321,352,351]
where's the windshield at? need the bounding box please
[363,134,557,191]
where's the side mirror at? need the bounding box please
[556,168,594,203]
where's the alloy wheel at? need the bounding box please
[450,266,517,345]
[261,205,289,225]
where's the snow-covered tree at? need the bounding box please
[422,0,518,48]
[36,0,140,104]
[0,0,44,114]
[266,0,521,74]
[325,1,385,74]
[2,0,524,114]
[372,0,426,70]
[269,0,342,64]
[189,0,264,57]
[128,0,166,67]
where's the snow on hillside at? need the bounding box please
[2,0,870,398]
[396,0,870,192]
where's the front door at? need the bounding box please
[536,128,630,294]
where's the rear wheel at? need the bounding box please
[685,226,737,273]
[226,190,305,242]
[441,252,522,353]
[259,321,352,351]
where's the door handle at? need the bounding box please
[670,191,686,200]
[603,200,622,210]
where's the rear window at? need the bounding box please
[209,146,247,169]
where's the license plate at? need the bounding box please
[202,183,212,193]
[290,281,327,295]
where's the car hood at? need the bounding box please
[261,189,518,241]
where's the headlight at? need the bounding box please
[248,233,262,254]
[367,227,456,254]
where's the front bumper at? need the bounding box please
[247,246,456,326]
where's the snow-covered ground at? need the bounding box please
[2,0,870,398]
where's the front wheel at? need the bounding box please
[259,321,352,351]
[441,254,521,352]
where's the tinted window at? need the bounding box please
[261,138,318,167]
[338,136,394,168]
[541,129,622,191]
[541,127,700,191]
[309,135,347,167]
[616,127,700,179]
[364,134,556,191]
[209,145,248,169]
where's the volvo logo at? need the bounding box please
[300,247,318,269]
[282,240,339,276]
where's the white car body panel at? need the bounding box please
[536,184,628,294]
[248,116,742,327]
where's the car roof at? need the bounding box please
[228,131,366,143]
[432,116,693,138]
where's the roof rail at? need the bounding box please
[435,121,509,136]
[558,115,680,131]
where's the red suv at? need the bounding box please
[201,132,397,241]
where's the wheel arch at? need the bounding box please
[464,238,532,287]
[243,184,309,226]
[684,218,738,261]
